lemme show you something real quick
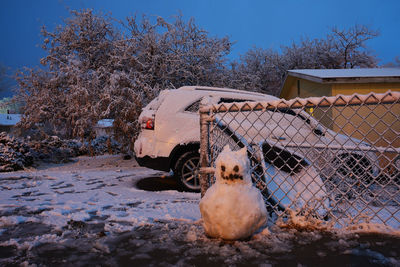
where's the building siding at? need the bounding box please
[280,76,332,99]
[332,82,400,95]
[330,82,400,152]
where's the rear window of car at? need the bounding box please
[147,95,165,111]
[185,99,201,113]
[218,98,252,104]
[277,108,311,124]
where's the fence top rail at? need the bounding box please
[199,90,400,114]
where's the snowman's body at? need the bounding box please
[199,146,267,240]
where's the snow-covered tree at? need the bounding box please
[14,10,380,147]
[16,10,232,149]
[16,10,117,140]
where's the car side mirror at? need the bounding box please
[313,128,325,136]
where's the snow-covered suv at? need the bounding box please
[134,86,378,192]
[134,86,277,191]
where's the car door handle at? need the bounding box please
[272,136,286,141]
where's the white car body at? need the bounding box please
[134,86,379,191]
[134,86,276,170]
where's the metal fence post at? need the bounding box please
[199,104,210,198]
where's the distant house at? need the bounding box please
[94,119,114,137]
[0,113,21,132]
[279,68,400,150]
[0,98,21,114]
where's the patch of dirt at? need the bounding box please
[135,175,183,192]
[35,154,139,171]
[1,221,399,266]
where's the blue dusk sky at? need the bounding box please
[0,0,399,97]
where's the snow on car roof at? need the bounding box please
[288,68,400,83]
[177,86,277,99]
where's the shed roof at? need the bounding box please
[287,68,400,84]
[0,114,21,126]
[96,119,114,128]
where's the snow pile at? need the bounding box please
[276,208,333,232]
[200,146,267,240]
[0,132,121,172]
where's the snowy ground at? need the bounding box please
[1,154,400,266]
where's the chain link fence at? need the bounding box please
[199,91,400,229]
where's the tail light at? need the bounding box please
[142,118,154,130]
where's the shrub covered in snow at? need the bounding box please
[0,132,121,172]
[0,132,34,172]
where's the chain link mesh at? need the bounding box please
[200,91,400,229]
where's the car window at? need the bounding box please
[277,108,311,124]
[277,108,325,136]
[184,99,201,113]
[218,98,253,104]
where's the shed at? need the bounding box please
[280,68,400,99]
[279,68,400,155]
[94,119,114,137]
[0,114,21,132]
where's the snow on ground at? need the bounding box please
[1,154,400,266]
[0,154,200,233]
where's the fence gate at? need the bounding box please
[199,91,400,229]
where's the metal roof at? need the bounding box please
[0,114,21,126]
[96,119,114,128]
[287,68,400,84]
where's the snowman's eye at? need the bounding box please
[233,165,239,172]
[221,165,225,172]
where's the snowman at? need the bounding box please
[199,145,268,240]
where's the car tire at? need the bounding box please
[333,153,373,184]
[394,156,400,185]
[174,151,201,192]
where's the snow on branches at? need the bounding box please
[14,9,379,149]
[16,10,232,149]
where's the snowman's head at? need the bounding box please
[215,145,251,185]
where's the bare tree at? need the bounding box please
[330,24,379,68]
[228,48,283,95]
[383,56,400,68]
[230,24,380,96]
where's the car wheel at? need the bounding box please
[328,153,374,199]
[174,151,201,192]
[333,153,373,183]
[394,156,400,185]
